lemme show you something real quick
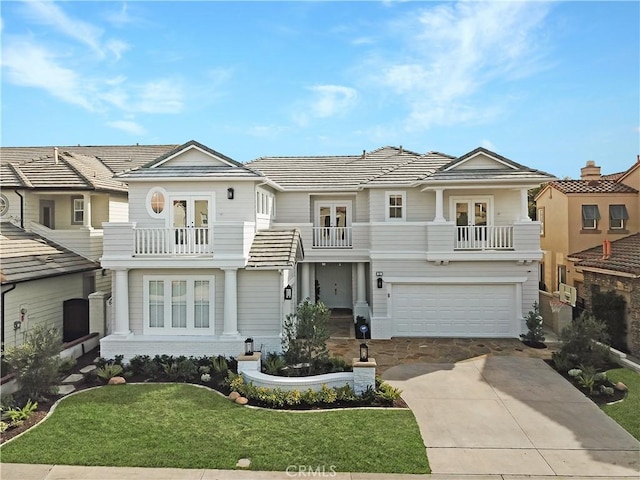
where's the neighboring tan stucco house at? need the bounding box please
[535,159,639,307]
[0,145,176,350]
[100,141,554,361]
[568,233,640,355]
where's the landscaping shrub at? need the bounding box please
[282,300,330,373]
[592,290,627,352]
[263,352,286,375]
[96,364,123,382]
[558,311,610,370]
[4,325,63,401]
[520,301,545,344]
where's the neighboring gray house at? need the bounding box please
[99,141,554,361]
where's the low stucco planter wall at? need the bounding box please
[241,369,355,392]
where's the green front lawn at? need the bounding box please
[601,368,640,441]
[0,384,429,474]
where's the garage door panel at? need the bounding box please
[392,284,516,337]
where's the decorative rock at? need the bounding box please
[108,376,126,385]
[236,458,251,468]
[229,391,240,401]
[235,396,248,405]
[615,381,628,392]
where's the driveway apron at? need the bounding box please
[383,355,640,476]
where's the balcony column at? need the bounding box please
[113,268,130,335]
[83,193,92,228]
[301,263,311,301]
[222,268,239,337]
[433,188,446,223]
[520,188,531,222]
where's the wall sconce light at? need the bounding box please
[244,337,254,356]
[284,285,293,300]
[377,277,383,289]
[359,342,369,362]
[227,187,234,200]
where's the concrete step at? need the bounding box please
[61,373,84,385]
[57,384,76,396]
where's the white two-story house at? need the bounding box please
[99,141,554,361]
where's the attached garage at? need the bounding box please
[392,283,517,337]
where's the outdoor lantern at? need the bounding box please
[244,337,254,356]
[227,187,234,200]
[377,277,383,289]
[284,284,293,300]
[359,342,369,362]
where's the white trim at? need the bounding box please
[444,151,518,171]
[383,276,528,284]
[450,195,493,225]
[385,191,406,222]
[143,274,215,335]
[0,193,8,216]
[151,144,239,168]
[314,200,352,227]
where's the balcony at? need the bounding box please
[29,221,103,260]
[454,226,513,250]
[312,226,352,248]
[134,227,212,255]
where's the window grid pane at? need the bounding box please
[194,280,210,328]
[389,195,403,218]
[149,280,165,328]
[171,281,187,328]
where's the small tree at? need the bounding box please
[521,301,545,344]
[4,325,63,401]
[559,311,610,370]
[282,300,330,372]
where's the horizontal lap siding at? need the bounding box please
[3,274,84,348]
[370,224,427,251]
[275,192,310,223]
[238,270,281,336]
[108,196,129,223]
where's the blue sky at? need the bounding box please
[1,1,638,178]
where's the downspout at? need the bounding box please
[14,189,24,229]
[1,284,17,354]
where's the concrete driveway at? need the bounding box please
[383,355,640,477]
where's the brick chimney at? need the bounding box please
[580,160,601,180]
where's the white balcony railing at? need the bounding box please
[134,227,212,255]
[312,226,352,248]
[454,226,513,250]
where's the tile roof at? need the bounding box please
[142,140,244,168]
[0,145,177,192]
[246,229,303,269]
[0,223,99,284]
[247,147,454,190]
[548,179,638,194]
[569,233,640,277]
[117,165,262,180]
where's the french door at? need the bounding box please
[453,197,491,248]
[170,196,211,253]
[314,202,352,247]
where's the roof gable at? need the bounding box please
[146,140,242,169]
[444,147,521,172]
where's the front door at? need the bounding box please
[315,263,352,308]
[170,196,210,253]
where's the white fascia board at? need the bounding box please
[444,153,518,172]
[574,265,638,279]
[369,251,428,260]
[153,144,238,168]
[122,176,261,182]
[256,179,284,191]
[384,276,528,284]
[420,181,543,192]
[426,251,543,262]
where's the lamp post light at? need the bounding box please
[244,337,254,356]
[359,342,369,362]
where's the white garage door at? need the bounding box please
[392,284,516,337]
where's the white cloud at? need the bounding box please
[371,1,551,129]
[1,40,94,110]
[107,119,146,135]
[105,39,130,61]
[247,125,289,138]
[308,85,358,118]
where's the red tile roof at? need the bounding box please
[549,179,638,194]
[569,233,640,276]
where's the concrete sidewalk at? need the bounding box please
[383,355,640,477]
[2,463,639,480]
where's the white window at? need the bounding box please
[581,205,600,230]
[144,275,214,334]
[609,204,628,230]
[146,187,167,218]
[72,197,84,224]
[256,189,275,217]
[537,207,545,236]
[385,192,406,221]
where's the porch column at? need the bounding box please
[83,193,92,228]
[356,263,366,304]
[113,268,130,335]
[433,188,446,222]
[520,188,531,221]
[301,263,311,301]
[222,268,239,336]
